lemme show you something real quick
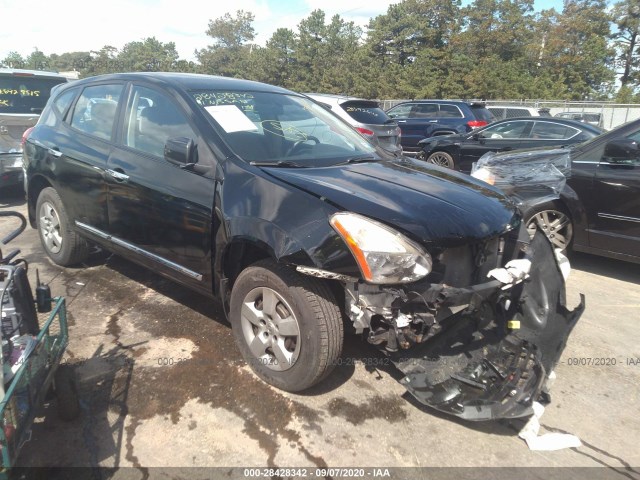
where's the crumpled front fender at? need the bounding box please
[392,231,584,420]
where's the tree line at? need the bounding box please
[3,0,640,102]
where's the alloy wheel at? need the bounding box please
[39,201,63,254]
[240,286,301,371]
[427,152,454,168]
[527,209,573,250]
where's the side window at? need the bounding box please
[410,103,438,118]
[439,104,463,118]
[124,85,196,158]
[482,121,528,139]
[386,104,412,119]
[530,122,579,140]
[71,84,123,140]
[625,130,640,143]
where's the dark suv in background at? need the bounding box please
[386,100,495,155]
[0,69,68,191]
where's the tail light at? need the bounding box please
[22,127,34,146]
[355,127,375,137]
[468,120,488,128]
[395,126,401,137]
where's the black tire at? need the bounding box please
[36,187,89,266]
[54,366,80,421]
[522,201,574,252]
[426,151,455,169]
[229,259,343,392]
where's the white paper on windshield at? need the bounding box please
[204,105,258,133]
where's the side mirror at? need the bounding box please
[164,137,196,166]
[604,138,639,162]
[472,133,481,141]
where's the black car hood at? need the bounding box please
[266,159,518,248]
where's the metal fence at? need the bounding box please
[377,99,640,130]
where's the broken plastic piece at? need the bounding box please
[487,258,531,289]
[554,249,571,281]
[519,401,581,451]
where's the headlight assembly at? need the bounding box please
[330,212,432,284]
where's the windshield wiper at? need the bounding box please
[250,160,307,168]
[338,155,379,165]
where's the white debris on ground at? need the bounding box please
[519,401,582,451]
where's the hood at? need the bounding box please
[265,158,518,248]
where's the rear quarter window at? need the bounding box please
[0,75,67,114]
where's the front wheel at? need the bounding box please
[426,151,455,169]
[36,187,89,266]
[523,203,573,252]
[229,259,343,392]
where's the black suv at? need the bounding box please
[23,73,582,420]
[386,100,495,155]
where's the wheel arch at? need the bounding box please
[27,174,54,228]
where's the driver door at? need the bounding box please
[589,130,640,256]
[106,84,215,289]
[461,120,529,166]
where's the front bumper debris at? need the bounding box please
[391,231,584,420]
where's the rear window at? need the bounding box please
[0,75,68,114]
[471,106,495,123]
[341,101,391,125]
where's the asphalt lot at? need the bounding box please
[1,188,639,479]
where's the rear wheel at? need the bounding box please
[229,259,343,392]
[36,187,88,266]
[523,203,573,252]
[426,151,455,169]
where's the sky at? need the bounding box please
[0,0,562,63]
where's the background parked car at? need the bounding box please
[472,118,640,263]
[555,111,604,129]
[0,68,68,192]
[417,117,603,172]
[487,105,551,120]
[385,100,495,155]
[305,93,402,155]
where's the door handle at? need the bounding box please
[48,147,62,158]
[106,168,129,182]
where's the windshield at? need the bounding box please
[192,90,378,166]
[0,75,67,114]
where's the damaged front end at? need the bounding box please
[342,224,584,421]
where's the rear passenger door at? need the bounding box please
[62,83,124,232]
[105,84,216,291]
